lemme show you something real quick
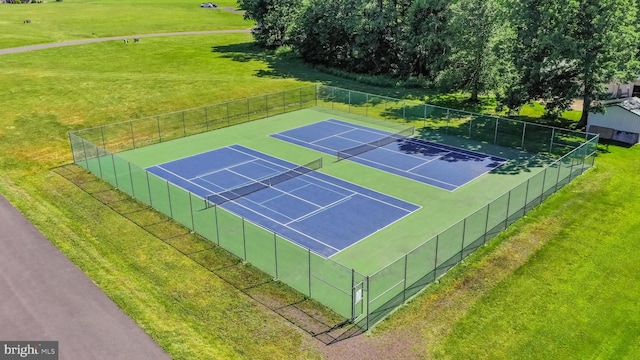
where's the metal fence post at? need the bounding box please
[521,123,527,150]
[365,94,368,117]
[308,249,312,297]
[166,181,173,218]
[581,141,590,174]
[182,111,186,137]
[523,179,530,214]
[68,133,77,164]
[554,159,562,192]
[402,101,406,119]
[494,117,499,144]
[550,128,555,153]
[242,218,247,262]
[402,255,408,303]
[331,87,335,109]
[214,205,220,245]
[111,154,119,189]
[146,171,152,207]
[365,276,370,330]
[351,269,356,320]
[423,104,427,128]
[266,94,269,117]
[504,191,511,228]
[348,90,351,113]
[157,116,162,142]
[461,218,467,256]
[80,138,89,170]
[101,126,106,151]
[483,203,491,244]
[128,162,135,197]
[226,102,230,126]
[95,147,103,179]
[130,121,136,149]
[445,109,450,135]
[205,107,209,131]
[247,98,251,121]
[274,233,278,280]
[540,168,548,200]
[189,193,195,230]
[434,235,440,280]
[300,88,303,109]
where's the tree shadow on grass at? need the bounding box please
[210,42,436,100]
[211,42,584,131]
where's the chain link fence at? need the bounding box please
[69,84,598,331]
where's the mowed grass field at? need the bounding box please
[1,1,639,359]
[0,0,247,48]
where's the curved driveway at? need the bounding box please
[0,29,251,55]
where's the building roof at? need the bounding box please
[611,97,640,117]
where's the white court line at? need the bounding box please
[154,165,215,194]
[276,128,459,191]
[222,199,341,252]
[230,146,420,213]
[413,138,509,162]
[189,158,258,180]
[194,159,279,197]
[272,132,338,153]
[406,150,453,172]
[326,119,393,136]
[334,204,418,256]
[351,141,504,189]
[239,196,296,221]
[271,118,352,135]
[308,128,360,145]
[325,128,505,191]
[285,195,353,225]
[223,146,351,208]
[249,182,316,206]
[339,153,460,189]
[255,181,325,208]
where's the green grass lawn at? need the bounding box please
[0,0,249,48]
[368,144,640,358]
[1,1,638,358]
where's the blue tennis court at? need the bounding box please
[271,119,508,191]
[146,145,420,257]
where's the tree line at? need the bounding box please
[238,0,640,127]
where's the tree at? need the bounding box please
[293,0,361,69]
[437,0,505,102]
[569,0,640,127]
[504,0,640,127]
[351,1,403,74]
[238,0,303,49]
[403,0,451,80]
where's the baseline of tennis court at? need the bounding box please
[146,144,420,257]
[271,119,508,191]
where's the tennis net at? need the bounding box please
[205,157,323,206]
[336,126,415,161]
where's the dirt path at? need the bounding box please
[0,29,251,55]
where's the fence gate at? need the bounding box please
[352,280,364,321]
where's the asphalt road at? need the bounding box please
[0,194,171,360]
